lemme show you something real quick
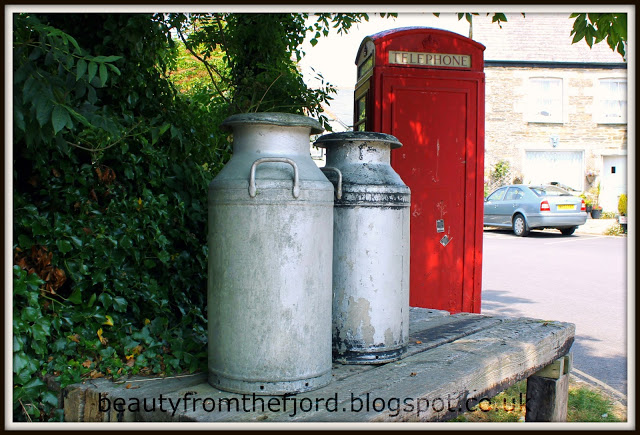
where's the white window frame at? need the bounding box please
[527,77,564,124]
[596,78,627,124]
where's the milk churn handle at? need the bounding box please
[249,158,300,199]
[320,167,343,200]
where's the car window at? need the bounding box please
[505,187,525,201]
[530,186,572,197]
[487,187,507,201]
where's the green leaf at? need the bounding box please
[42,391,59,407]
[52,105,71,135]
[99,63,108,86]
[14,106,26,131]
[76,58,87,81]
[13,351,29,374]
[92,271,106,284]
[25,272,44,290]
[112,296,128,312]
[143,259,156,268]
[68,288,83,305]
[99,292,113,310]
[22,376,45,392]
[88,293,97,307]
[56,239,73,254]
[157,250,170,264]
[91,55,122,62]
[70,236,83,248]
[31,220,48,236]
[52,338,68,352]
[87,61,98,83]
[151,127,160,145]
[13,335,23,352]
[67,106,92,127]
[21,306,40,323]
[106,63,121,76]
[35,98,53,127]
[32,318,51,341]
[120,235,133,249]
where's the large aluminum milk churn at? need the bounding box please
[208,113,334,394]
[314,132,410,364]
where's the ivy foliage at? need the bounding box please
[13,13,224,421]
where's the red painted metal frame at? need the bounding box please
[354,28,485,313]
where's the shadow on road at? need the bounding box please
[481,289,535,317]
[571,337,628,397]
[481,292,628,397]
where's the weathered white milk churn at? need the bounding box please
[314,132,410,364]
[208,113,334,394]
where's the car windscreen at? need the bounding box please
[530,186,573,197]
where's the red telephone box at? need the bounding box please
[354,27,485,313]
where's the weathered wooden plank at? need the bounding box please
[408,307,451,325]
[64,374,206,422]
[274,318,574,422]
[406,313,505,358]
[328,310,502,383]
[62,309,574,423]
[129,318,573,422]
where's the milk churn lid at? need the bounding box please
[313,131,402,149]
[221,112,324,135]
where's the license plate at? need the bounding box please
[557,204,575,210]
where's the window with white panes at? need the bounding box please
[597,78,627,124]
[528,77,563,123]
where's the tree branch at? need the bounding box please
[176,25,238,111]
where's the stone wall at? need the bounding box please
[484,66,627,198]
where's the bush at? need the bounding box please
[618,194,627,215]
[12,13,228,421]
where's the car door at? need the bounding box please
[497,187,526,225]
[484,187,508,225]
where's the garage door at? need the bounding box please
[524,151,584,191]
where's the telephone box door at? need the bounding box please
[383,76,481,312]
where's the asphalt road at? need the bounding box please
[480,228,629,398]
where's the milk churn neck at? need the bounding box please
[314,131,402,165]
[220,112,324,135]
[221,112,324,156]
[314,131,402,149]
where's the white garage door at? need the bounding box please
[524,151,584,191]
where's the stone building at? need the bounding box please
[317,13,628,212]
[472,13,628,212]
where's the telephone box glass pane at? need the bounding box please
[358,56,373,79]
[357,96,367,122]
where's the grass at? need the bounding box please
[450,377,625,423]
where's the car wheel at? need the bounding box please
[560,227,577,236]
[512,214,530,237]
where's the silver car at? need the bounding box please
[484,184,588,236]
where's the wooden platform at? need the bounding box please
[63,308,575,423]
